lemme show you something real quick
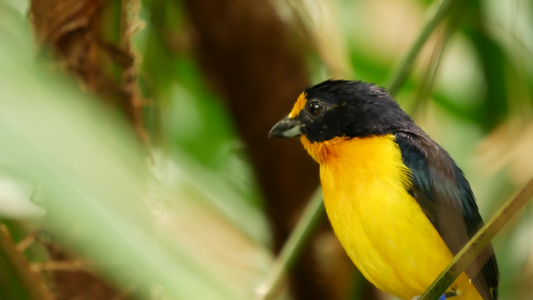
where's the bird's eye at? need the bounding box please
[307,100,325,117]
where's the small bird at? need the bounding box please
[269,80,499,300]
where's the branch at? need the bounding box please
[0,225,53,300]
[419,177,533,299]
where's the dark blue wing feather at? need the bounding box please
[395,131,499,300]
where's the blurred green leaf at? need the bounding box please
[0,3,272,299]
[139,0,268,245]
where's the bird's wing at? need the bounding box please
[394,131,499,300]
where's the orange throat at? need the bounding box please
[300,135,347,164]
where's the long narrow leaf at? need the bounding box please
[387,0,462,95]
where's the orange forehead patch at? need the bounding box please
[288,92,307,118]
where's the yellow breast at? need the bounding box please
[301,134,482,300]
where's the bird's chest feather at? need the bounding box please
[302,134,477,299]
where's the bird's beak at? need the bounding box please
[269,116,304,138]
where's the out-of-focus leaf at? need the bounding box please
[139,1,269,245]
[462,28,508,129]
[0,3,272,299]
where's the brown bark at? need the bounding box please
[44,245,120,300]
[30,0,146,141]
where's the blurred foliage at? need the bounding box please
[0,0,532,299]
[0,0,271,299]
[139,0,268,246]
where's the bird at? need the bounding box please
[269,80,499,300]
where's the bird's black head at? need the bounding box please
[269,80,415,142]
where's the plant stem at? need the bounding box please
[0,225,53,300]
[411,23,455,117]
[255,188,324,300]
[419,177,533,299]
[387,0,462,96]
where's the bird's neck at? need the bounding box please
[299,135,347,164]
[300,134,412,191]
[300,135,403,165]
